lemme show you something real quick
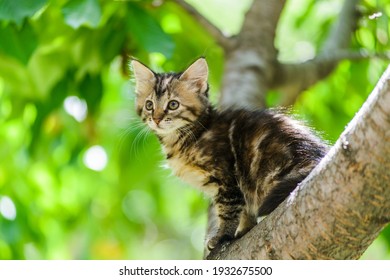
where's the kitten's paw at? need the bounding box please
[207,234,233,251]
[234,224,254,239]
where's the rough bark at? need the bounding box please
[207,66,390,259]
[219,0,285,109]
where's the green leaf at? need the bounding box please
[79,74,103,115]
[127,4,175,58]
[62,0,101,29]
[0,54,33,97]
[0,0,47,25]
[0,22,38,64]
[29,76,70,153]
[27,44,70,98]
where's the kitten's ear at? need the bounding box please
[179,58,208,93]
[131,60,156,95]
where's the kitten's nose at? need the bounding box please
[153,117,163,125]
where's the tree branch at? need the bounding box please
[171,0,233,49]
[272,0,361,107]
[219,0,286,109]
[321,0,359,53]
[273,50,390,106]
[239,0,285,55]
[207,65,390,259]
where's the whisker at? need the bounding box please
[196,120,207,131]
[131,126,151,158]
[117,119,146,154]
[177,124,198,149]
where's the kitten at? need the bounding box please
[131,58,328,250]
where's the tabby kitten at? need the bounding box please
[131,58,328,250]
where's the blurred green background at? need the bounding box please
[0,0,389,259]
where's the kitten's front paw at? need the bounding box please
[207,234,233,251]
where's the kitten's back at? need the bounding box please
[221,108,328,216]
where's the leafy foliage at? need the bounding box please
[62,0,102,29]
[0,0,47,25]
[0,0,389,259]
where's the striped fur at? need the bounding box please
[131,58,328,250]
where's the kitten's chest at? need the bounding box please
[167,153,218,197]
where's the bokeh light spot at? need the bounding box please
[0,196,17,221]
[83,145,108,171]
[63,96,88,122]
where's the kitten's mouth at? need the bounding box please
[149,119,187,135]
[149,122,175,134]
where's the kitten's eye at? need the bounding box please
[168,100,179,110]
[145,100,154,111]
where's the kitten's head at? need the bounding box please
[131,58,210,135]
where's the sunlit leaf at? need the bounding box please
[0,22,38,64]
[62,0,101,29]
[126,4,175,58]
[27,44,70,98]
[0,0,47,25]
